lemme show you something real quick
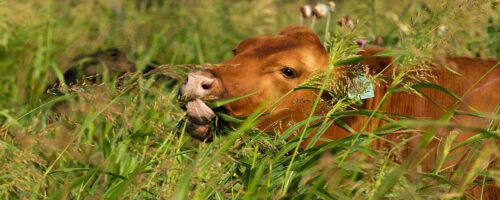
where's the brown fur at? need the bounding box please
[198,26,499,199]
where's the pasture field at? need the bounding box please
[0,0,499,199]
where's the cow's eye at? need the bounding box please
[231,49,237,55]
[280,67,297,79]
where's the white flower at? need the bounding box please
[300,5,312,18]
[313,3,329,18]
[328,1,336,12]
[337,15,354,28]
[375,36,383,45]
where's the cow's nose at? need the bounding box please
[179,70,219,101]
[201,79,214,90]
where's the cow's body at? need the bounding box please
[341,48,500,158]
[358,53,500,199]
[178,26,499,199]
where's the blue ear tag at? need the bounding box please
[347,75,374,100]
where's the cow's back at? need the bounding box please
[383,56,500,131]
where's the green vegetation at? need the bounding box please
[0,0,498,199]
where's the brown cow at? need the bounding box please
[178,26,500,199]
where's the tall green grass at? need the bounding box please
[0,0,498,199]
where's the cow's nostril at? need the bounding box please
[201,81,213,90]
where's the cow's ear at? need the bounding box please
[279,25,313,35]
[357,46,395,75]
[279,25,321,44]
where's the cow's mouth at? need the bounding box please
[183,99,216,141]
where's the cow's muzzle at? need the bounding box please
[178,70,222,141]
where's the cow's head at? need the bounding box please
[178,26,390,141]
